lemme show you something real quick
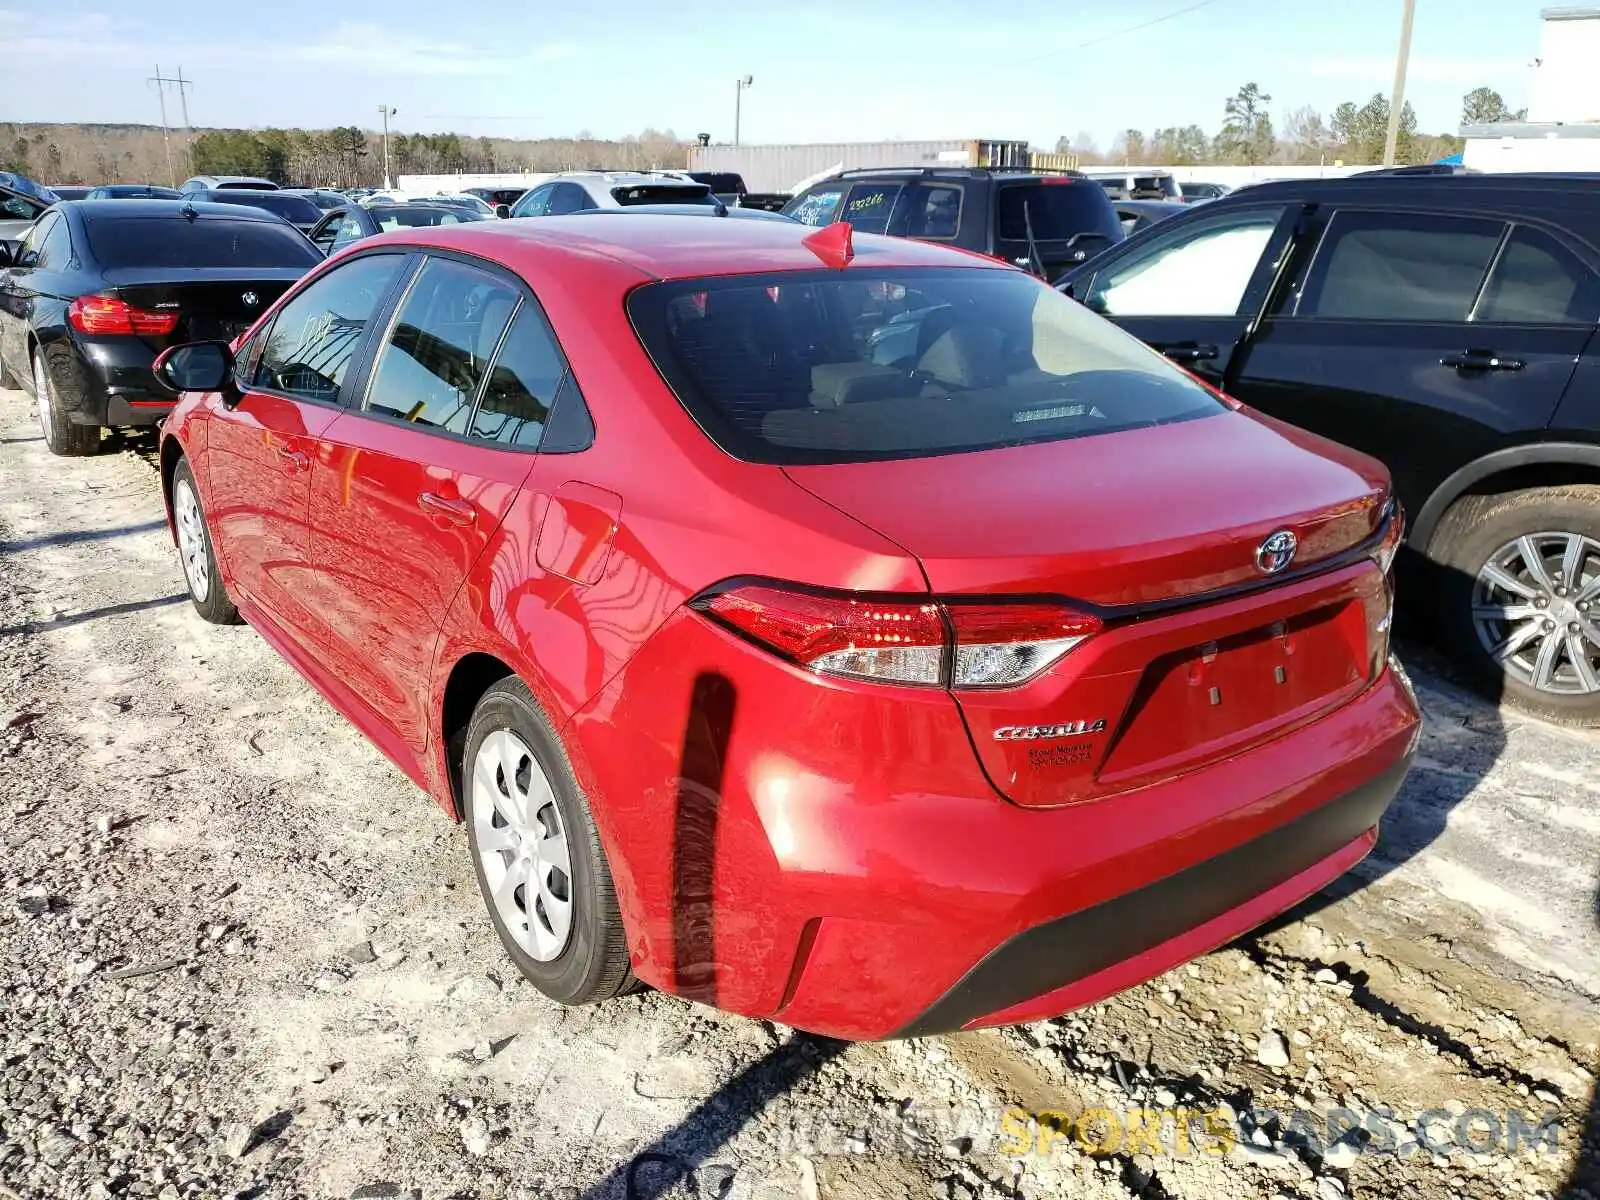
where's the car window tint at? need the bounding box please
[995,183,1117,242]
[1476,226,1600,325]
[0,193,45,220]
[547,183,590,215]
[16,212,55,266]
[787,187,843,227]
[364,257,519,433]
[35,215,71,268]
[630,267,1225,465]
[85,217,322,269]
[1088,207,1284,317]
[840,185,900,235]
[1300,210,1504,321]
[253,254,406,402]
[887,185,962,239]
[469,304,568,448]
[513,185,554,217]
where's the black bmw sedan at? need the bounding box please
[0,200,321,455]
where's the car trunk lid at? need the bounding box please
[99,268,304,349]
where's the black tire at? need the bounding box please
[170,457,241,625]
[462,678,634,1005]
[32,343,102,457]
[1429,485,1600,727]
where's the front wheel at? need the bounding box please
[463,678,634,1005]
[171,458,241,625]
[1431,485,1600,726]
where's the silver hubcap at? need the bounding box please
[471,730,573,961]
[1473,531,1600,696]
[174,479,211,603]
[33,356,52,442]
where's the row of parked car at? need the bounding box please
[0,164,1597,730]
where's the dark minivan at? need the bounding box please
[1058,173,1600,725]
[781,168,1124,281]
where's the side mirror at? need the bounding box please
[153,341,236,400]
[495,204,512,219]
[0,240,17,268]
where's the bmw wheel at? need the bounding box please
[171,458,241,625]
[1432,485,1600,726]
[33,347,100,457]
[462,677,634,1004]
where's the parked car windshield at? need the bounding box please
[206,192,323,223]
[84,217,323,269]
[375,207,487,228]
[995,183,1118,242]
[629,267,1223,465]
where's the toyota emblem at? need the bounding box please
[1256,530,1298,574]
[242,291,259,308]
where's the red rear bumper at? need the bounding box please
[564,609,1420,1041]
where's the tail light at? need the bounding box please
[68,295,179,337]
[693,583,1101,689]
[1367,497,1404,677]
[1372,497,1404,576]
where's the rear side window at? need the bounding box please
[84,217,322,269]
[1475,226,1600,325]
[628,267,1224,465]
[470,305,568,448]
[364,257,520,433]
[1299,210,1505,321]
[252,254,405,402]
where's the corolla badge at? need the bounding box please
[241,291,260,308]
[1256,529,1298,574]
[994,720,1107,741]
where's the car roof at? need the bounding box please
[368,214,1011,280]
[68,199,288,222]
[1231,174,1600,202]
[570,204,795,221]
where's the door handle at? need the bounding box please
[1441,349,1524,372]
[1159,342,1219,364]
[271,444,309,472]
[418,491,477,526]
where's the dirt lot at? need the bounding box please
[0,383,1596,1200]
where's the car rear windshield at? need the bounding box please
[84,217,322,269]
[692,173,746,194]
[628,267,1223,465]
[612,184,716,206]
[206,192,322,223]
[995,183,1115,242]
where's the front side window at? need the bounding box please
[364,257,519,433]
[1298,210,1505,321]
[786,187,844,227]
[839,184,900,235]
[1087,206,1285,317]
[1475,226,1600,325]
[629,267,1224,465]
[469,304,568,448]
[251,254,406,403]
[512,185,554,217]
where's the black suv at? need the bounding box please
[781,168,1124,280]
[1059,174,1600,725]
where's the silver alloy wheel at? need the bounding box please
[174,479,212,603]
[1472,530,1600,695]
[471,729,573,961]
[33,355,52,443]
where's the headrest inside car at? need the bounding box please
[917,326,1006,390]
[809,362,920,409]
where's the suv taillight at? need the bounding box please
[68,295,178,337]
[693,583,1101,689]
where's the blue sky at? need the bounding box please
[2,0,1545,147]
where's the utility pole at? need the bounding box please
[378,105,397,189]
[734,76,753,147]
[148,65,195,186]
[1382,0,1417,166]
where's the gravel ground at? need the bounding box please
[0,384,1596,1200]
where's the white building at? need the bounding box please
[1461,6,1600,171]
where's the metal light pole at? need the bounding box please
[378,105,397,188]
[1382,0,1417,166]
[734,75,753,147]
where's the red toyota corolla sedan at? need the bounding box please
[153,215,1420,1040]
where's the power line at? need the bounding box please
[1016,0,1229,66]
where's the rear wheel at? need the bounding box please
[462,678,634,1005]
[171,458,241,625]
[33,346,101,457]
[1431,485,1600,726]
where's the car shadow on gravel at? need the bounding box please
[0,517,167,553]
[585,671,848,1200]
[1254,560,1510,933]
[0,592,187,637]
[1559,878,1600,1196]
